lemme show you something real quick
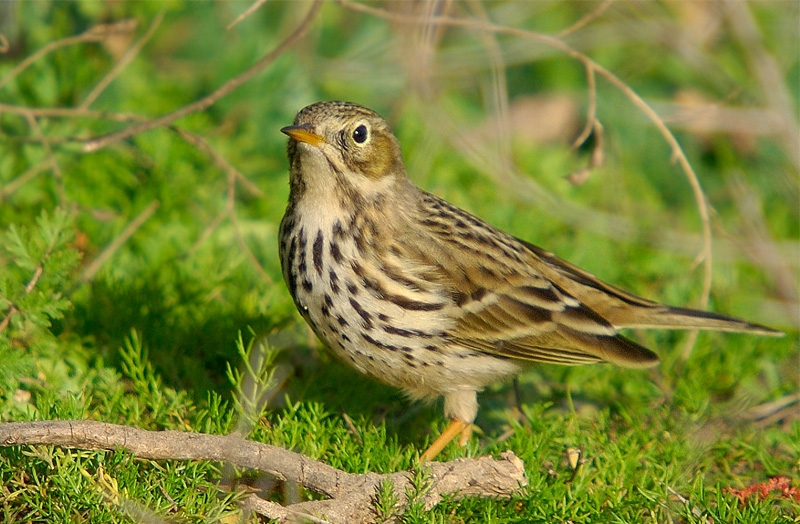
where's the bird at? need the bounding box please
[277,101,783,462]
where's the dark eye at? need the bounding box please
[352,124,368,144]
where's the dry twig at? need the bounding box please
[0,420,528,523]
[173,128,273,284]
[0,20,139,91]
[227,0,269,31]
[81,0,323,153]
[79,200,161,283]
[79,12,165,109]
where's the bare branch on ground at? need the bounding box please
[0,420,528,523]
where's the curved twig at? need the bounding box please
[80,12,165,109]
[0,420,528,524]
[0,20,138,91]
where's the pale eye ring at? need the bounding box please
[352,124,368,144]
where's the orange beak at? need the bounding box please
[281,125,326,147]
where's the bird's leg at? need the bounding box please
[457,422,473,446]
[420,419,470,462]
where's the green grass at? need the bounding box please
[1,1,798,522]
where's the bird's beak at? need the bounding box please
[281,125,326,147]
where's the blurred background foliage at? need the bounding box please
[0,1,797,522]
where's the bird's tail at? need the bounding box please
[523,241,784,338]
[609,304,784,336]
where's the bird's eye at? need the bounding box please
[352,124,368,144]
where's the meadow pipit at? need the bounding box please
[278,101,782,461]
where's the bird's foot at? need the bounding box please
[420,419,471,462]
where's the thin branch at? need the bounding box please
[79,200,161,283]
[0,303,18,335]
[0,229,60,335]
[80,12,165,109]
[572,63,598,149]
[227,0,270,31]
[0,20,138,91]
[227,165,273,285]
[174,127,273,284]
[173,128,263,198]
[0,103,148,122]
[0,159,50,200]
[723,0,800,172]
[175,127,274,284]
[567,64,602,186]
[82,0,324,153]
[567,120,604,186]
[466,0,512,175]
[24,112,66,205]
[557,0,614,39]
[187,209,229,257]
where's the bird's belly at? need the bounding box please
[299,288,524,401]
[282,219,522,400]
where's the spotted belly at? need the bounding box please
[279,217,522,401]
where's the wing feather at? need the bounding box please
[395,190,661,368]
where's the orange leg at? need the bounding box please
[420,419,471,462]
[457,422,473,446]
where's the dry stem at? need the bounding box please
[0,420,528,523]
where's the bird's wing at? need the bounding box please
[444,266,660,368]
[399,191,660,368]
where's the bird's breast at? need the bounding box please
[279,202,522,397]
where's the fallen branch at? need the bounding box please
[0,420,528,523]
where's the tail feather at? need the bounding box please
[521,241,784,338]
[611,305,784,337]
